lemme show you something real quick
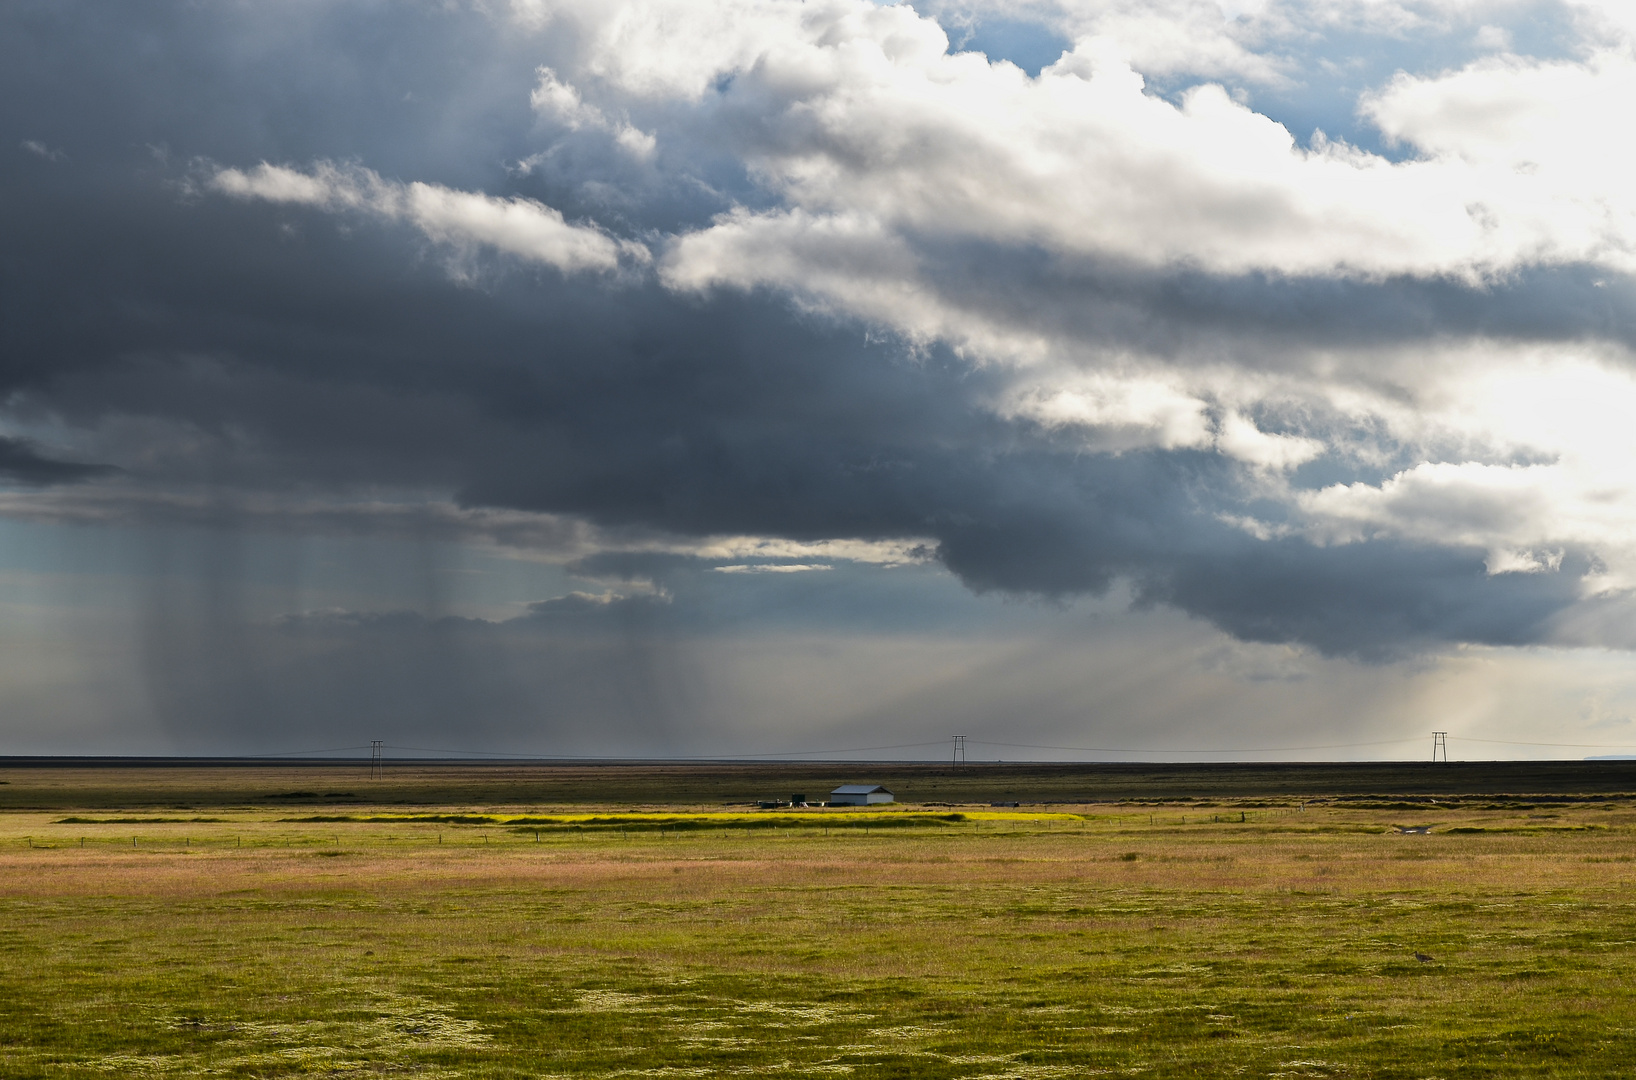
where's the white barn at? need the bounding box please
[829,784,894,806]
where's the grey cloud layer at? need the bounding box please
[0,436,113,485]
[2,0,1631,666]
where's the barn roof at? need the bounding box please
[831,784,891,795]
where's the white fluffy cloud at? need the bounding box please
[1286,349,1636,590]
[604,1,1636,289]
[530,67,657,157]
[1001,372,1215,452]
[213,2,1636,344]
[1363,51,1636,166]
[210,161,649,275]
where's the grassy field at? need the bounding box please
[4,763,1636,1078]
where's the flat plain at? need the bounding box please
[3,760,1636,1079]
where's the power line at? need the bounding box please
[972,734,1636,756]
[240,744,375,758]
[381,739,950,760]
[186,733,1636,763]
[730,740,949,758]
[1457,736,1636,749]
[385,744,552,758]
[970,737,1423,755]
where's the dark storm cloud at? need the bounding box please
[1135,541,1589,662]
[897,230,1636,367]
[0,0,1615,671]
[0,435,114,485]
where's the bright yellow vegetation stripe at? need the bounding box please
[271,809,1093,826]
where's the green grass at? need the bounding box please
[5,770,1636,1077]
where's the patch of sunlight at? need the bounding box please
[738,1001,861,1024]
[672,1019,732,1033]
[575,989,673,1011]
[968,1067,1107,1079]
[864,1024,950,1038]
[85,1055,175,1074]
[1134,964,1212,976]
[120,994,495,1077]
[1270,1061,1343,1078]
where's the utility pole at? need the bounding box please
[370,740,384,778]
[951,735,966,766]
[1432,732,1448,762]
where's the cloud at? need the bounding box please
[0,436,115,485]
[273,590,673,634]
[209,161,650,275]
[530,67,657,156]
[8,0,1636,687]
[20,139,65,162]
[1215,411,1324,470]
[1264,347,1636,592]
[0,481,929,574]
[999,374,1215,452]
[634,6,1636,298]
[1135,535,1585,660]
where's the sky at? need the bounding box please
[4,0,1636,760]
